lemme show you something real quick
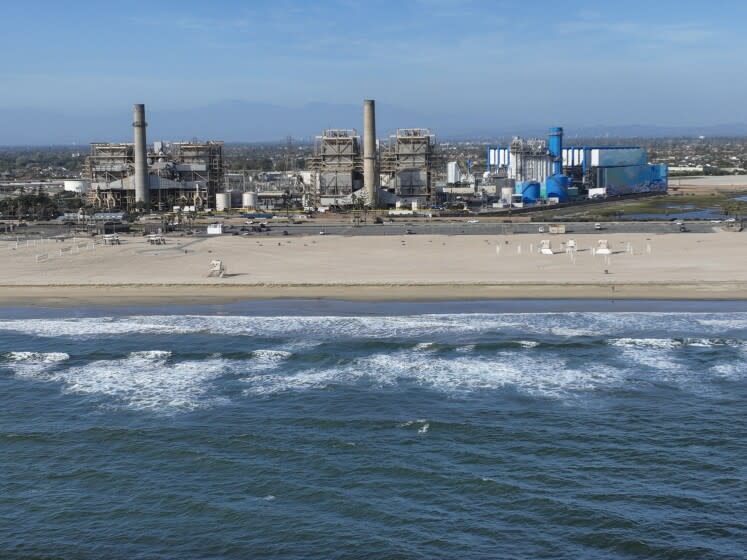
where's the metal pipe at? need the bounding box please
[363,99,377,208]
[133,104,149,206]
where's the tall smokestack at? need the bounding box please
[133,104,149,206]
[363,99,377,208]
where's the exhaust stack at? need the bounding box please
[548,126,563,176]
[363,99,377,208]
[133,104,149,206]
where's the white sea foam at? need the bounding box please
[613,342,684,374]
[231,349,293,379]
[7,351,70,363]
[241,348,624,398]
[0,313,633,340]
[696,318,747,330]
[548,327,598,337]
[4,352,70,377]
[0,317,196,338]
[398,419,429,431]
[2,312,746,341]
[609,337,747,380]
[7,350,229,412]
[129,350,172,360]
[611,338,683,349]
[4,312,745,405]
[683,338,743,348]
[251,349,292,362]
[710,362,747,380]
[418,423,430,434]
[612,337,746,350]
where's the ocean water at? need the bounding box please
[1,301,746,559]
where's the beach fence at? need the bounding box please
[5,236,55,250]
[34,237,99,263]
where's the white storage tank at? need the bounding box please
[411,200,420,211]
[501,186,514,202]
[242,191,258,209]
[215,192,231,212]
[63,180,89,194]
[447,162,462,184]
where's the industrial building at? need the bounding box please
[301,100,435,210]
[306,129,364,207]
[562,146,668,197]
[486,127,668,206]
[380,128,436,205]
[85,104,225,211]
[303,100,380,209]
[218,170,304,212]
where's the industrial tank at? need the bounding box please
[500,186,514,202]
[515,181,540,203]
[215,192,231,211]
[242,192,258,209]
[545,175,570,202]
[411,200,419,211]
[548,127,563,175]
[230,190,243,208]
[63,180,89,194]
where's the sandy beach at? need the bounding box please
[1,230,745,305]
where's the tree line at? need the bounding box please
[0,192,85,220]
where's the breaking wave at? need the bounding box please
[4,350,228,412]
[241,350,624,398]
[2,311,745,411]
[3,312,747,342]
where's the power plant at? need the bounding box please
[307,129,363,207]
[304,101,437,209]
[85,104,225,211]
[486,127,667,207]
[380,128,436,205]
[80,101,668,213]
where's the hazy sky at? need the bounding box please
[2,0,746,126]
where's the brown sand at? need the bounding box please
[1,231,745,306]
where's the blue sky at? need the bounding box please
[1,0,746,127]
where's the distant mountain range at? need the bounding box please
[1,100,746,145]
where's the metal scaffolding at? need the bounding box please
[380,128,435,201]
[85,141,224,210]
[507,137,552,184]
[306,129,364,206]
[85,143,135,209]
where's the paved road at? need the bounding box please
[236,220,716,237]
[3,220,720,242]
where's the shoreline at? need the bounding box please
[1,281,747,307]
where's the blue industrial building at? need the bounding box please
[487,127,668,204]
